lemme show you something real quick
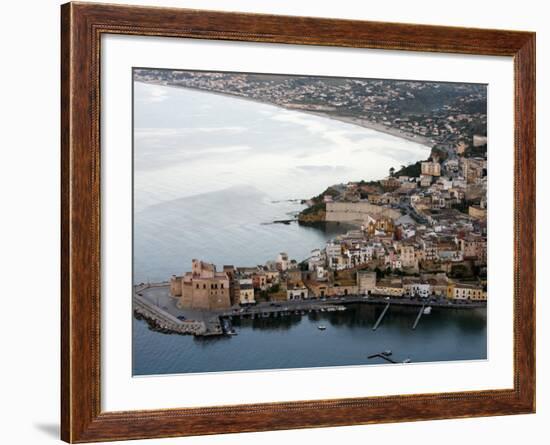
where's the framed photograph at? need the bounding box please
[61,2,535,442]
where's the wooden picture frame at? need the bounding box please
[61,2,535,442]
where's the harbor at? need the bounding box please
[133,293,487,375]
[134,282,486,338]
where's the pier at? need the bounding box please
[219,302,347,319]
[367,351,397,364]
[412,304,426,330]
[372,303,390,331]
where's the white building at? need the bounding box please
[325,242,342,258]
[276,252,289,271]
[287,285,309,300]
[391,259,402,270]
[409,283,431,298]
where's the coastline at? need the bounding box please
[134,283,487,338]
[134,79,446,279]
[136,79,433,150]
[304,111,433,148]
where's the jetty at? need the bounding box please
[367,351,397,364]
[372,303,390,331]
[133,293,213,336]
[412,303,426,330]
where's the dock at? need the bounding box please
[412,303,426,330]
[220,303,347,319]
[372,303,390,331]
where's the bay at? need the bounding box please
[133,82,431,282]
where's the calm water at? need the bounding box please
[132,81,485,375]
[133,81,431,282]
[133,304,486,375]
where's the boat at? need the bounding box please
[221,319,238,336]
[402,358,411,364]
[382,350,393,356]
[318,325,327,330]
[423,306,432,315]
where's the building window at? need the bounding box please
[221,283,224,289]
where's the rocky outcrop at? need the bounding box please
[298,203,326,223]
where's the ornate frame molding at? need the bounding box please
[61,2,535,442]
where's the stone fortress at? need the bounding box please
[170,259,231,310]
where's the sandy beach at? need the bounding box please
[305,111,433,148]
[137,79,433,150]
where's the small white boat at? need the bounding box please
[423,306,432,315]
[403,358,411,364]
[318,325,327,330]
[382,350,393,356]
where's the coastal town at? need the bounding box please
[133,70,487,338]
[168,151,487,313]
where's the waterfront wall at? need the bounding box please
[133,294,207,335]
[325,202,401,222]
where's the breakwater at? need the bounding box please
[133,293,211,336]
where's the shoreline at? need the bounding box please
[133,285,486,338]
[134,80,461,301]
[303,110,433,148]
[136,79,433,150]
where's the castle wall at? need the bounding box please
[170,276,183,297]
[325,202,400,222]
